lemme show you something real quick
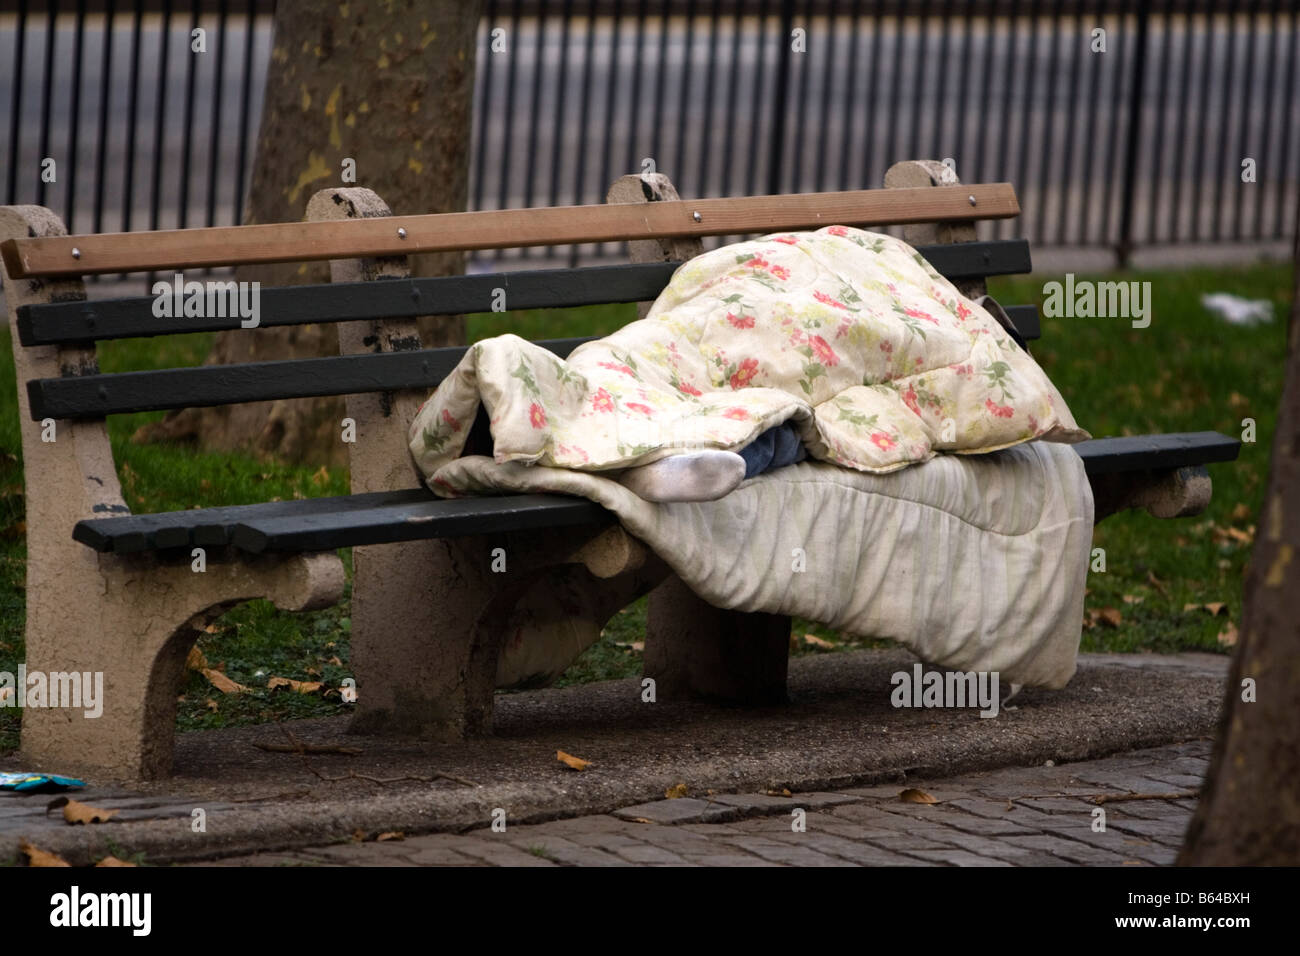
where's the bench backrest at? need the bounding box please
[2,167,1037,513]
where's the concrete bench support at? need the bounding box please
[1,205,345,781]
[607,173,794,705]
[309,187,668,739]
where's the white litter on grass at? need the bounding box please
[1201,292,1274,326]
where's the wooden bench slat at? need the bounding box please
[1,184,1021,277]
[230,492,613,553]
[74,489,611,555]
[28,337,595,421]
[15,240,1033,346]
[15,262,679,345]
[1005,304,1040,341]
[73,489,435,553]
[1072,432,1241,475]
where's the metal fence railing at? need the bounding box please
[2,1,1297,269]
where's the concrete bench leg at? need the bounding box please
[346,529,668,738]
[20,552,342,782]
[605,172,794,705]
[644,575,791,705]
[307,187,670,738]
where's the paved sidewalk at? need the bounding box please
[197,740,1209,867]
[3,650,1226,866]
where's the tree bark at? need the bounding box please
[134,0,482,466]
[1178,236,1300,865]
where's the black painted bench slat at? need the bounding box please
[75,489,611,555]
[1071,432,1241,475]
[71,432,1239,556]
[28,336,595,420]
[15,239,1032,346]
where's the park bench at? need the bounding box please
[1,160,1240,781]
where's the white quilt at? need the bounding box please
[444,439,1094,690]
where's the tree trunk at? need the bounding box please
[1178,238,1300,865]
[134,0,482,466]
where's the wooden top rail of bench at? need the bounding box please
[0,183,1020,278]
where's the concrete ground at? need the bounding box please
[1,648,1228,867]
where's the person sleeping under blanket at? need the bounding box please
[408,226,1087,501]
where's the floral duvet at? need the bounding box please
[409,226,1087,494]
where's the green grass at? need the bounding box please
[0,260,1292,754]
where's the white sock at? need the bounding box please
[615,450,747,503]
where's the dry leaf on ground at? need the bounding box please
[1218,622,1239,647]
[803,634,836,649]
[20,841,70,867]
[62,799,119,825]
[557,750,591,771]
[899,788,939,804]
[376,831,404,842]
[266,676,324,694]
[186,646,208,670]
[1097,607,1123,628]
[202,668,248,695]
[664,783,689,799]
[96,856,137,867]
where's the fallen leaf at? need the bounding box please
[352,828,365,842]
[802,634,835,649]
[557,750,591,771]
[267,676,324,694]
[664,783,689,799]
[96,856,137,867]
[205,698,219,712]
[765,788,793,798]
[376,831,405,842]
[0,687,12,704]
[1097,607,1123,628]
[186,645,209,671]
[202,668,248,695]
[62,799,120,825]
[628,817,654,824]
[1122,594,1144,605]
[327,656,343,667]
[899,788,939,804]
[1231,503,1252,521]
[1147,571,1169,596]
[1217,622,1239,647]
[311,466,331,487]
[20,841,70,867]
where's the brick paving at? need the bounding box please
[197,739,1209,867]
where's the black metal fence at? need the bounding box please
[2,1,1297,268]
